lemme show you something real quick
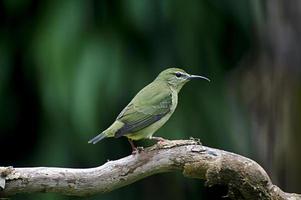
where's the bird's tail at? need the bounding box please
[88,132,107,144]
[88,121,124,144]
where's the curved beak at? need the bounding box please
[188,74,210,82]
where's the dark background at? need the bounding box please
[1,0,301,199]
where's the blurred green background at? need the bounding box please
[1,0,301,199]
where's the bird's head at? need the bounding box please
[155,68,210,92]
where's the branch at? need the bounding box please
[0,140,300,199]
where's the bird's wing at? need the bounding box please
[115,83,172,138]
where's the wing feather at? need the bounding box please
[115,82,172,138]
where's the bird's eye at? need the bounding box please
[175,72,181,77]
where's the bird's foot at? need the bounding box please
[149,136,167,142]
[132,146,144,155]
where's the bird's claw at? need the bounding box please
[150,136,166,142]
[132,146,144,155]
[137,146,144,152]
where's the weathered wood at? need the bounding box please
[0,140,300,199]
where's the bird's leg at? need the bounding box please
[128,139,144,154]
[128,138,136,152]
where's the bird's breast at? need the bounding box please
[170,89,178,114]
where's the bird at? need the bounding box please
[88,68,210,152]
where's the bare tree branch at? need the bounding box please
[0,140,300,199]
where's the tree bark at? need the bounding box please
[0,140,300,199]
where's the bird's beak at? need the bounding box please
[188,74,210,82]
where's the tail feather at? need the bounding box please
[88,132,107,144]
[89,121,124,144]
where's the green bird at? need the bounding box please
[88,68,210,152]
